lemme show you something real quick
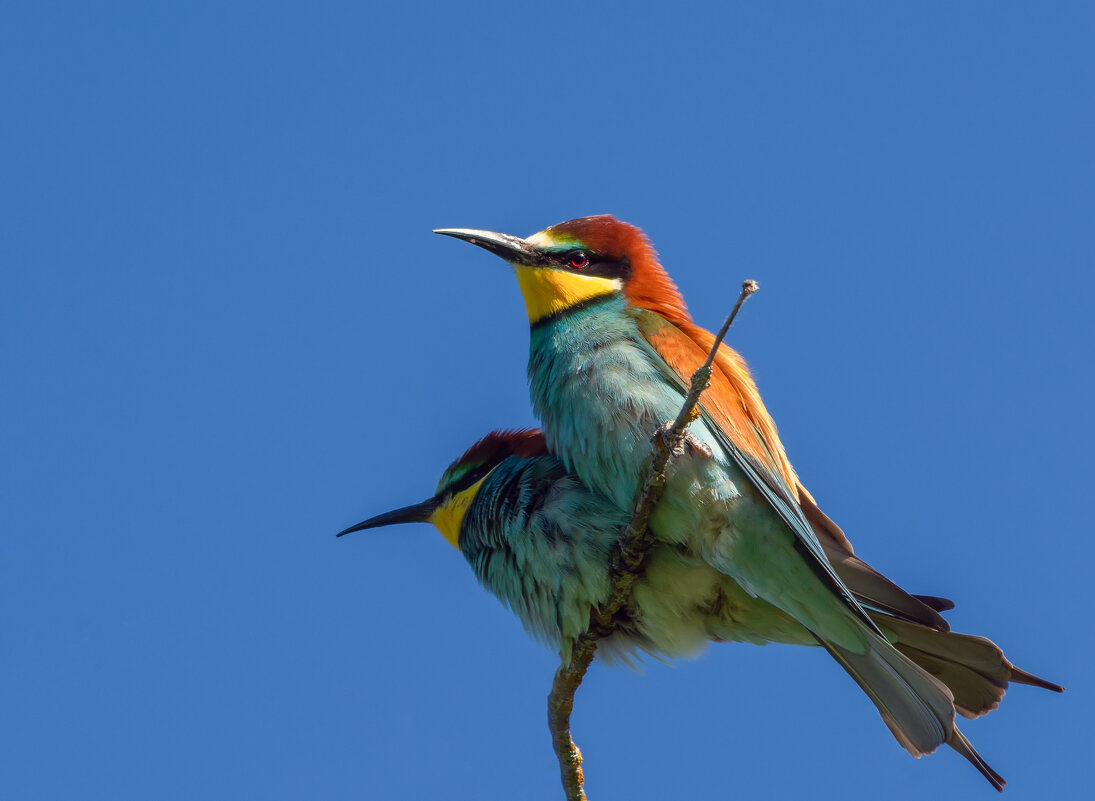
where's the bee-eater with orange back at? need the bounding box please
[434,215,1062,789]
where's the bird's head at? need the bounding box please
[337,429,547,548]
[435,215,689,326]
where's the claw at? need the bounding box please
[683,432,713,459]
[656,421,713,459]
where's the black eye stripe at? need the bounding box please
[555,250,631,280]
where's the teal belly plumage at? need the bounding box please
[460,448,814,664]
[529,297,868,653]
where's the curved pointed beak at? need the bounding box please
[336,497,439,537]
[433,227,540,264]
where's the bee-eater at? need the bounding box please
[340,429,1060,790]
[434,216,1062,789]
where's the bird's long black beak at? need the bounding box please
[336,497,439,537]
[433,227,540,264]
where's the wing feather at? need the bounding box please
[632,309,881,635]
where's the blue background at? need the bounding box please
[3,3,1091,799]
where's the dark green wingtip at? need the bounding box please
[336,497,439,537]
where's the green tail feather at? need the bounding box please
[818,631,1006,790]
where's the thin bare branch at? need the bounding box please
[548,280,760,800]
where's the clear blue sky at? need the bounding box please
[3,3,1091,799]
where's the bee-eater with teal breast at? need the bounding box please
[340,429,1061,790]
[433,216,1062,789]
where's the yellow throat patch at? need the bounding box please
[514,265,622,325]
[429,477,486,549]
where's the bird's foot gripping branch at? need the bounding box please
[546,280,759,801]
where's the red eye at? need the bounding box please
[569,251,589,269]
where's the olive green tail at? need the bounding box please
[873,615,1064,719]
